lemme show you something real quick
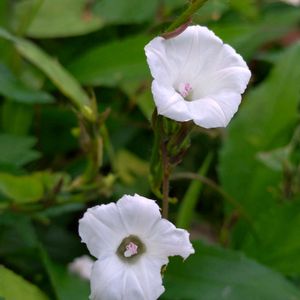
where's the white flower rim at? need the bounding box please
[145,25,251,128]
[79,194,194,300]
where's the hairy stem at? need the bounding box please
[161,139,170,219]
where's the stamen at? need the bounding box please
[178,82,192,98]
[117,235,145,261]
[124,242,138,257]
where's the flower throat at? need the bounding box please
[117,235,146,261]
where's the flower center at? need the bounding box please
[124,242,138,257]
[117,235,146,262]
[178,82,193,99]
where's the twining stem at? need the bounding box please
[171,171,253,224]
[161,139,170,219]
[171,173,259,250]
[166,0,209,33]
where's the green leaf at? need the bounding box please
[0,213,37,254]
[16,0,185,37]
[229,0,258,19]
[219,43,300,218]
[40,249,89,300]
[48,263,90,300]
[120,81,155,121]
[0,1,9,27]
[0,265,48,300]
[193,0,229,23]
[176,153,213,229]
[257,145,291,172]
[93,0,158,24]
[33,171,71,192]
[163,241,300,300]
[68,34,150,87]
[0,134,40,169]
[0,172,44,203]
[0,64,53,104]
[0,27,94,120]
[38,106,78,156]
[0,170,71,203]
[211,6,300,60]
[113,150,149,197]
[242,202,300,276]
[135,87,155,121]
[0,213,40,274]
[1,101,34,136]
[15,0,103,38]
[163,0,185,9]
[115,150,149,185]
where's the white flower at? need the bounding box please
[79,194,194,300]
[145,25,251,128]
[68,255,94,280]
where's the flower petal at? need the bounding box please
[145,37,177,86]
[152,80,191,122]
[79,203,126,259]
[190,65,250,128]
[68,255,94,280]
[116,194,162,237]
[130,255,166,300]
[193,66,251,98]
[186,97,228,128]
[90,255,125,300]
[90,255,165,300]
[147,218,194,260]
[209,91,242,124]
[165,26,224,83]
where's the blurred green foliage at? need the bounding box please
[0,0,300,299]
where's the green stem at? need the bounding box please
[176,153,213,229]
[149,112,164,198]
[81,92,103,184]
[167,121,194,155]
[100,124,116,172]
[172,171,259,250]
[166,0,209,33]
[171,171,253,225]
[83,122,102,183]
[161,138,170,219]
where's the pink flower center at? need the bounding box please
[178,82,192,98]
[124,242,138,257]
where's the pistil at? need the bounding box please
[117,235,146,261]
[178,82,192,99]
[124,242,138,257]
